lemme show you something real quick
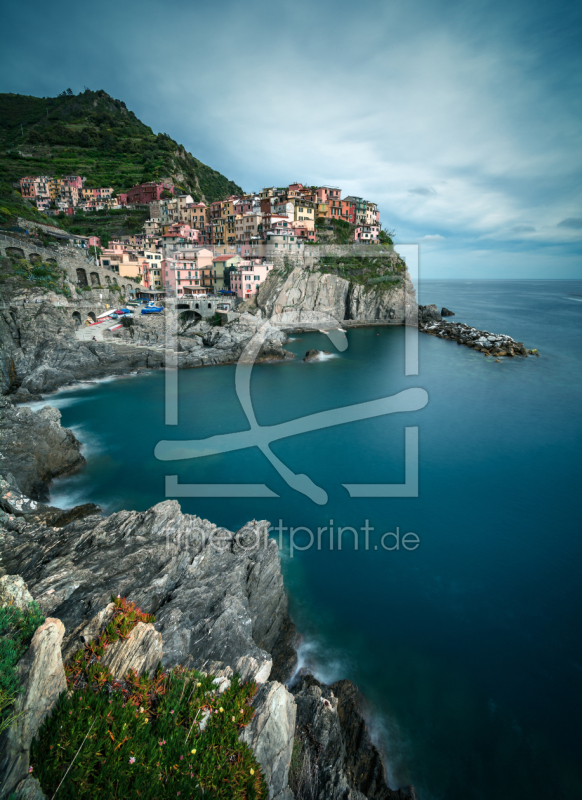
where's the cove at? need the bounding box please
[44,280,582,800]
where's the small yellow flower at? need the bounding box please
[196,682,201,687]
[250,768,255,776]
[191,748,196,755]
[219,707,224,713]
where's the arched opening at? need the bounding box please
[45,258,57,265]
[105,275,111,283]
[195,303,199,309]
[6,247,25,259]
[90,272,99,286]
[179,310,202,322]
[72,311,82,325]
[29,253,42,265]
[207,303,211,309]
[76,268,88,287]
[177,303,190,310]
[87,311,97,322]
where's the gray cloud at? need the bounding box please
[557,218,582,229]
[512,225,536,233]
[409,187,437,196]
[0,0,580,277]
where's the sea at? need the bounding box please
[32,280,582,800]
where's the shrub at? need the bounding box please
[0,601,45,735]
[31,596,266,799]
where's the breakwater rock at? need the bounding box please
[420,319,536,357]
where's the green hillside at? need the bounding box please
[0,88,243,229]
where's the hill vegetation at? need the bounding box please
[0,89,243,230]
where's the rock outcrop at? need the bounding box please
[240,680,297,800]
[0,502,292,675]
[290,673,416,800]
[0,618,66,797]
[257,263,417,327]
[99,621,163,679]
[0,399,84,501]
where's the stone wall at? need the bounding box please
[0,233,134,302]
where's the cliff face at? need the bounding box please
[257,259,417,327]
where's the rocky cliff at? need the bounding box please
[0,485,416,799]
[257,252,417,327]
[0,301,292,398]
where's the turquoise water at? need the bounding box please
[41,281,582,799]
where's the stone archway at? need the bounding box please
[76,268,88,287]
[90,272,99,286]
[105,275,111,283]
[29,253,42,265]
[6,247,25,259]
[72,311,82,325]
[87,311,97,322]
[45,257,57,266]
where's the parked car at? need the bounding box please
[141,306,164,314]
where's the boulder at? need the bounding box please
[0,618,66,797]
[441,307,455,316]
[239,681,297,800]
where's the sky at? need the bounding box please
[1,0,581,278]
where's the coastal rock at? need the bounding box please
[0,574,33,610]
[418,304,442,323]
[23,502,102,528]
[0,473,40,517]
[239,681,297,800]
[100,620,163,679]
[290,673,417,800]
[441,307,454,316]
[0,399,84,501]
[304,349,330,361]
[257,263,416,326]
[0,502,292,677]
[0,618,66,797]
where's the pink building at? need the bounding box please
[88,236,102,247]
[229,260,273,299]
[163,248,214,296]
[354,224,380,242]
[315,186,341,203]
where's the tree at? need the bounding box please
[379,227,395,245]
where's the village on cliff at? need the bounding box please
[18,176,385,301]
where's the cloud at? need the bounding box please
[0,0,581,277]
[409,187,437,196]
[557,218,582,229]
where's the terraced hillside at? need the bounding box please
[0,89,242,229]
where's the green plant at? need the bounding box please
[31,596,266,799]
[0,601,45,734]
